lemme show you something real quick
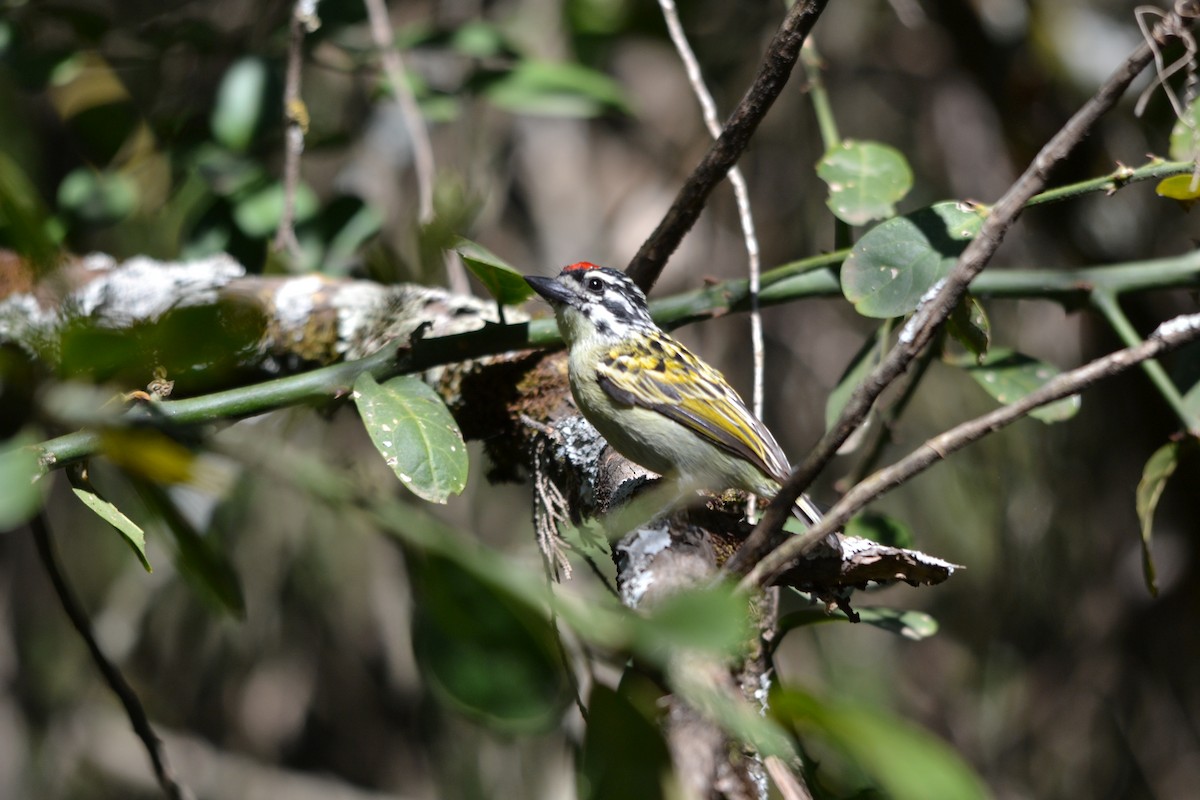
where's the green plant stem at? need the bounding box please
[1024,159,1191,206]
[1090,289,1195,430]
[800,41,839,150]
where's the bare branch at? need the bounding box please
[31,511,193,800]
[273,1,319,262]
[742,311,1200,588]
[626,0,830,292]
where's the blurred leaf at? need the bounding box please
[1135,439,1195,597]
[410,553,571,733]
[579,684,672,800]
[1169,97,1200,161]
[483,61,630,117]
[779,599,939,641]
[193,144,267,197]
[1155,173,1200,207]
[320,196,383,274]
[70,484,151,571]
[946,294,990,362]
[451,20,507,58]
[773,688,988,800]
[962,348,1080,423]
[825,323,887,432]
[57,167,138,224]
[353,373,468,503]
[631,583,752,661]
[211,57,268,152]
[841,201,987,318]
[134,478,244,617]
[232,181,318,238]
[817,139,913,225]
[845,511,913,548]
[669,661,796,760]
[0,150,60,270]
[0,435,42,532]
[456,238,534,305]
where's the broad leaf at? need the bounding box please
[630,583,752,662]
[579,684,672,800]
[962,348,1080,423]
[946,294,991,362]
[456,238,534,305]
[232,180,318,237]
[211,57,268,152]
[841,201,987,318]
[1134,439,1195,596]
[845,511,913,548]
[353,373,468,503]
[71,485,151,571]
[483,61,630,117]
[1169,97,1200,161]
[773,688,988,800]
[817,140,913,225]
[410,553,571,733]
[778,603,939,641]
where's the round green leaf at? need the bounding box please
[1169,96,1200,161]
[961,348,1080,423]
[455,238,535,305]
[211,57,268,152]
[817,140,913,225]
[57,168,137,224]
[353,373,468,503]
[232,181,318,238]
[410,554,571,733]
[841,201,987,318]
[1155,173,1200,203]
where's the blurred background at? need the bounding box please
[1,0,1199,798]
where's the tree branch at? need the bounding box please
[741,311,1200,588]
[626,0,830,292]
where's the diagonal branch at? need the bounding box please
[625,0,830,292]
[726,10,1189,577]
[741,311,1200,589]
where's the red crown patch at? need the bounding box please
[563,261,603,272]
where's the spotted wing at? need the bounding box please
[595,336,790,484]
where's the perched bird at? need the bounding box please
[525,262,824,529]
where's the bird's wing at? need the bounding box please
[595,337,790,484]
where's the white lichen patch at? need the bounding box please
[616,523,672,607]
[1155,312,1200,340]
[272,274,327,338]
[75,253,245,324]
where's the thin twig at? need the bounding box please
[727,11,1184,577]
[742,311,1200,588]
[30,511,193,800]
[626,0,831,292]
[656,0,767,515]
[273,0,318,262]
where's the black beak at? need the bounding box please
[525,275,573,306]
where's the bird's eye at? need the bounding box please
[586,276,604,292]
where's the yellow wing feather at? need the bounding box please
[595,336,790,484]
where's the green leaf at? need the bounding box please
[232,181,318,238]
[844,511,913,548]
[946,294,991,362]
[70,486,151,571]
[455,238,535,305]
[825,324,888,431]
[773,688,988,800]
[961,348,1080,423]
[841,201,987,318]
[211,57,268,152]
[779,601,939,641]
[410,553,571,733]
[1169,96,1200,161]
[631,584,753,661]
[0,150,61,270]
[57,168,138,224]
[669,661,796,760]
[0,436,43,532]
[579,684,672,800]
[817,140,913,225]
[483,61,630,117]
[1155,173,1200,205]
[1134,439,1195,596]
[353,373,468,503]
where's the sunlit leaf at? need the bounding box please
[779,602,939,641]
[817,140,913,225]
[410,553,570,733]
[456,238,534,305]
[579,684,673,800]
[57,167,137,224]
[946,294,990,362]
[1169,97,1200,161]
[961,348,1080,423]
[353,373,468,503]
[70,485,151,571]
[1134,438,1195,597]
[211,57,268,152]
[0,436,42,532]
[841,201,987,318]
[773,688,988,800]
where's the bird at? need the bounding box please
[525,261,825,531]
